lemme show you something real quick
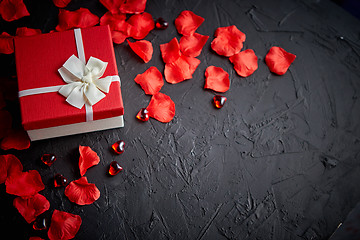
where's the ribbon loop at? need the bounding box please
[58,55,112,109]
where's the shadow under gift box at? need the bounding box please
[14,25,124,141]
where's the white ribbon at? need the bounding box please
[58,55,113,109]
[18,28,121,122]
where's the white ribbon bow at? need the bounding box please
[58,55,112,109]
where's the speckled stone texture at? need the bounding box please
[0,0,360,239]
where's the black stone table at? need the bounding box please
[1,0,360,239]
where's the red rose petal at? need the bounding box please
[1,128,30,150]
[79,146,100,177]
[100,11,128,31]
[55,8,99,32]
[127,39,153,63]
[99,0,124,14]
[111,30,128,44]
[0,154,23,184]
[0,32,14,54]
[0,110,12,139]
[179,33,209,57]
[53,0,72,8]
[120,0,147,14]
[16,27,42,37]
[134,67,163,95]
[0,0,30,22]
[175,10,204,36]
[6,170,45,197]
[204,66,230,92]
[64,176,100,205]
[211,25,246,57]
[13,193,50,223]
[160,37,181,64]
[48,210,82,240]
[265,46,296,75]
[229,49,258,77]
[164,55,200,84]
[146,92,175,123]
[127,12,154,39]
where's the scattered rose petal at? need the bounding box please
[79,146,100,177]
[0,0,30,22]
[99,0,123,14]
[55,8,99,32]
[48,210,82,240]
[175,10,204,36]
[179,33,209,57]
[127,40,153,63]
[13,193,50,223]
[204,66,230,92]
[64,176,100,205]
[120,0,147,14]
[146,92,175,123]
[127,12,154,39]
[1,128,30,150]
[211,25,246,57]
[29,237,44,240]
[16,27,42,37]
[100,11,129,44]
[0,110,12,139]
[160,37,181,64]
[265,46,296,75]
[52,0,72,8]
[0,32,14,54]
[0,154,23,184]
[134,67,163,95]
[229,49,258,77]
[164,55,200,84]
[6,170,45,197]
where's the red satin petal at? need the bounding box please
[175,10,204,36]
[179,33,209,57]
[13,193,50,223]
[127,12,154,39]
[229,49,258,77]
[111,30,128,44]
[79,145,100,176]
[99,0,124,14]
[211,25,246,57]
[6,170,45,197]
[134,67,163,95]
[147,92,175,123]
[0,154,23,184]
[0,32,14,54]
[160,37,181,64]
[48,210,82,240]
[120,0,147,14]
[16,27,42,37]
[265,46,296,75]
[64,176,100,205]
[0,110,12,139]
[127,39,153,63]
[204,66,230,92]
[0,0,30,22]
[164,55,200,84]
[55,8,99,32]
[1,129,30,150]
[52,0,72,8]
[100,11,128,31]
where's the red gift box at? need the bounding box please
[14,25,124,141]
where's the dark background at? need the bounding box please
[1,0,360,239]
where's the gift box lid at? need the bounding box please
[15,25,124,131]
